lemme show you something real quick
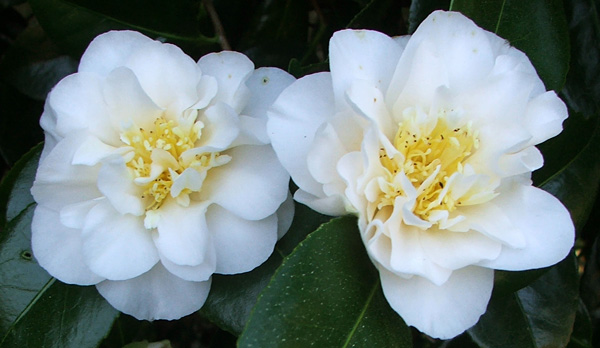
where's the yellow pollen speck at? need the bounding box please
[376,116,479,221]
[120,116,228,212]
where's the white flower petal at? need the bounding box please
[421,229,501,270]
[31,133,102,210]
[345,80,395,139]
[477,185,574,270]
[154,199,211,266]
[60,199,100,229]
[294,189,349,216]
[384,219,452,285]
[190,75,218,110]
[453,203,526,248]
[398,11,495,95]
[523,91,568,145]
[379,265,494,339]
[197,51,255,112]
[46,72,119,144]
[243,67,296,120]
[96,263,211,320]
[82,200,159,280]
[124,40,201,114]
[329,29,404,108]
[192,102,240,152]
[276,192,295,240]
[207,204,278,274]
[97,156,145,216]
[103,66,164,130]
[159,245,216,282]
[32,205,104,285]
[202,145,289,221]
[79,30,154,76]
[268,72,335,197]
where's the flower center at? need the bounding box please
[377,113,481,222]
[120,115,229,213]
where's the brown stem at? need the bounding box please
[202,0,232,50]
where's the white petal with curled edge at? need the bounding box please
[329,29,404,108]
[82,200,159,280]
[191,102,240,153]
[96,263,211,320]
[60,199,100,229]
[523,91,568,146]
[202,145,289,221]
[190,75,218,110]
[379,265,494,339]
[170,167,206,198]
[452,202,526,248]
[421,229,501,271]
[159,241,216,282]
[125,40,201,115]
[32,205,104,285]
[268,72,335,198]
[477,185,574,271]
[294,189,349,216]
[197,51,254,112]
[399,11,495,95]
[47,72,119,144]
[207,204,278,275]
[276,192,295,240]
[31,133,102,210]
[243,67,296,120]
[103,66,164,131]
[71,136,125,166]
[79,30,154,76]
[154,199,211,266]
[97,156,145,216]
[345,80,395,139]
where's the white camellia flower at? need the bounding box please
[268,11,574,339]
[31,30,295,320]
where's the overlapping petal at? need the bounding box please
[267,9,574,339]
[32,30,293,320]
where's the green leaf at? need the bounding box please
[0,204,118,347]
[0,143,41,227]
[540,119,600,232]
[408,0,451,33]
[566,300,593,348]
[238,216,412,348]
[561,0,600,116]
[347,0,407,35]
[0,84,44,166]
[235,0,310,69]
[200,203,331,335]
[469,253,579,348]
[451,0,570,92]
[0,19,77,101]
[28,0,219,58]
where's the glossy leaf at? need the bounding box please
[0,147,117,347]
[451,0,570,92]
[0,143,40,227]
[540,120,600,231]
[469,253,579,348]
[408,0,451,33]
[566,300,593,348]
[28,0,219,58]
[0,19,77,101]
[0,204,118,348]
[238,216,412,348]
[200,203,331,335]
[561,0,600,116]
[0,84,44,166]
[235,0,310,69]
